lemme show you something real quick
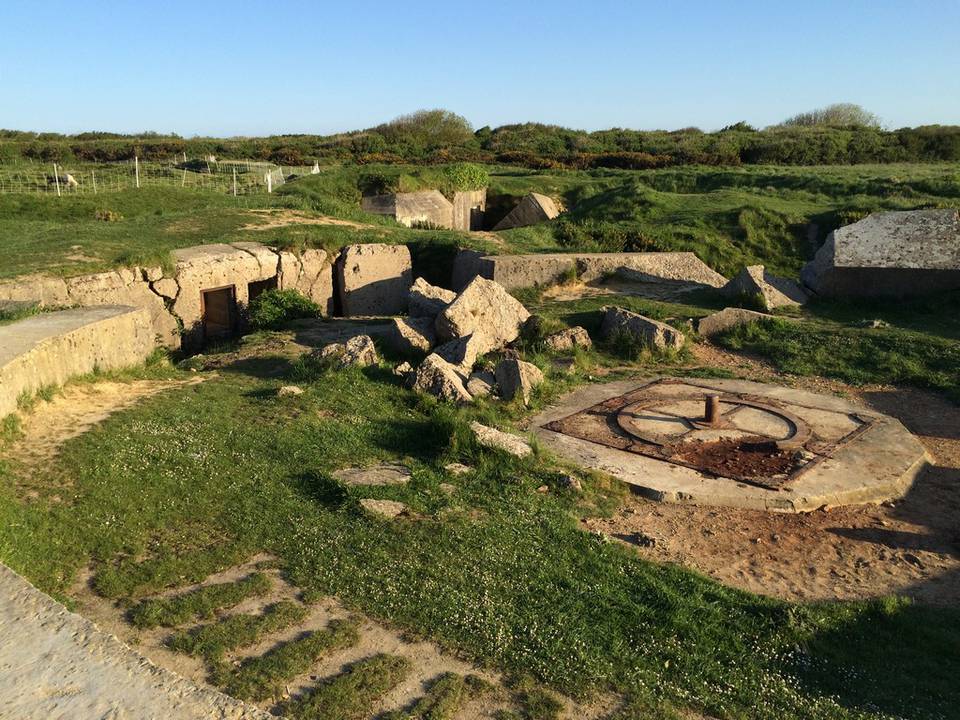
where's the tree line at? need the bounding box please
[2,106,958,168]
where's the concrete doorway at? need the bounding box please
[201,286,236,341]
[247,277,277,305]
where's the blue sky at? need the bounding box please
[2,0,958,136]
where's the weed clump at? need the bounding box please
[248,289,321,330]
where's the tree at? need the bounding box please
[780,103,881,128]
[375,109,474,150]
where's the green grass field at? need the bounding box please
[1,162,957,280]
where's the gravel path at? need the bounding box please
[0,562,269,720]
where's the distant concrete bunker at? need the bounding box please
[531,377,928,512]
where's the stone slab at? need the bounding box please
[0,563,268,720]
[529,377,929,512]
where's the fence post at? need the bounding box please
[233,167,237,197]
[92,169,97,194]
[135,156,140,189]
[53,163,61,197]
[182,167,187,187]
[266,171,272,193]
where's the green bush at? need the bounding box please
[247,289,320,330]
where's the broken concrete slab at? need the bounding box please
[385,317,436,355]
[697,307,777,338]
[435,277,530,354]
[410,353,472,403]
[434,334,486,380]
[492,193,560,231]
[600,306,685,350]
[334,463,411,487]
[408,277,457,319]
[495,359,544,405]
[465,370,496,398]
[359,498,409,518]
[336,244,413,316]
[470,421,532,458]
[277,385,304,397]
[544,326,592,352]
[722,265,807,310]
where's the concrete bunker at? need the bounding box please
[802,208,960,297]
[530,377,929,512]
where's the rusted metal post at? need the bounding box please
[705,394,720,425]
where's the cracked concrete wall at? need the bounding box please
[452,251,727,291]
[0,305,155,418]
[0,242,335,352]
[452,189,487,231]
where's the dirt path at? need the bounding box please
[583,343,960,604]
[242,209,383,232]
[6,379,203,471]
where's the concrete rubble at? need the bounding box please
[469,421,533,458]
[359,498,409,519]
[722,265,807,310]
[494,359,544,405]
[435,277,530,354]
[386,316,436,355]
[600,306,685,350]
[315,334,379,368]
[697,307,778,338]
[408,277,457,318]
[492,193,561,231]
[544,326,592,352]
[410,353,473,403]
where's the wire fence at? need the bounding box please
[0,157,319,196]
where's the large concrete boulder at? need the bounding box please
[600,306,685,350]
[697,307,777,338]
[385,317,436,355]
[495,358,544,405]
[492,193,560,231]
[410,353,472,403]
[433,333,487,380]
[336,244,413,316]
[544,327,592,352]
[408,277,456,319]
[722,265,807,310]
[435,277,530,354]
[315,334,379,368]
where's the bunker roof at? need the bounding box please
[833,209,960,270]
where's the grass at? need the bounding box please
[385,672,491,720]
[0,342,957,719]
[284,653,413,720]
[127,572,271,628]
[167,600,309,664]
[219,618,360,700]
[719,315,960,401]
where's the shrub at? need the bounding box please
[248,289,320,330]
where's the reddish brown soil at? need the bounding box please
[584,343,960,604]
[668,436,799,485]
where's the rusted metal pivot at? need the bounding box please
[704,394,721,426]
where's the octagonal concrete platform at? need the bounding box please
[529,377,930,512]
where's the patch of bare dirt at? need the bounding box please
[242,209,381,232]
[543,278,707,302]
[6,379,204,471]
[585,344,960,605]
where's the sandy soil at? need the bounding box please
[584,343,960,604]
[7,378,203,471]
[242,209,383,232]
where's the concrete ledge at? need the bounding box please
[0,562,268,719]
[0,306,155,418]
[529,377,928,512]
[457,252,727,291]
